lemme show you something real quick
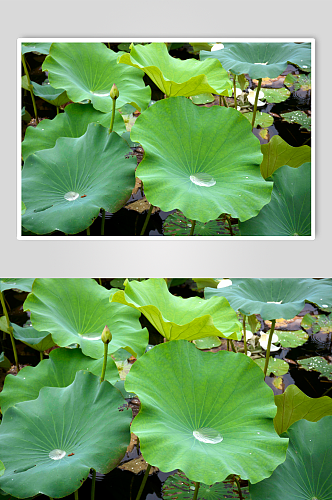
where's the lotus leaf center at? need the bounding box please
[79,333,102,340]
[193,427,223,444]
[49,449,66,460]
[90,91,111,97]
[254,62,268,65]
[190,173,216,187]
[64,191,79,201]
[266,300,283,304]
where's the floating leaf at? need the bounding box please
[112,278,242,341]
[261,88,290,103]
[31,82,69,107]
[259,135,311,179]
[272,377,284,390]
[43,42,151,112]
[11,323,55,352]
[163,211,238,236]
[193,336,221,349]
[24,278,148,359]
[280,110,311,131]
[0,371,131,498]
[118,43,232,97]
[126,340,288,485]
[0,347,120,414]
[301,313,319,332]
[254,357,289,376]
[298,356,332,380]
[305,313,332,334]
[205,278,332,320]
[201,42,311,79]
[243,112,273,128]
[284,73,311,91]
[0,279,35,293]
[274,384,332,435]
[21,42,52,55]
[275,330,308,348]
[239,163,311,236]
[190,93,215,105]
[250,417,332,500]
[131,97,272,224]
[22,125,136,234]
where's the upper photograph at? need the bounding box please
[19,39,313,239]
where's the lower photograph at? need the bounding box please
[0,277,331,500]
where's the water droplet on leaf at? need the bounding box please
[49,449,66,460]
[190,173,216,187]
[64,191,79,201]
[193,427,223,444]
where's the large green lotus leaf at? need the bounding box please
[131,97,272,223]
[23,278,148,359]
[298,357,332,380]
[118,43,232,97]
[0,279,35,293]
[274,384,332,435]
[260,135,311,179]
[111,278,242,341]
[200,42,311,79]
[205,278,332,320]
[42,43,151,112]
[22,103,126,160]
[21,42,52,55]
[275,330,308,348]
[125,340,288,485]
[22,124,136,234]
[31,81,69,107]
[0,347,120,414]
[12,323,55,352]
[0,371,131,498]
[239,163,311,236]
[250,417,332,500]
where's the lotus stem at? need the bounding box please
[86,226,90,236]
[98,278,102,286]
[109,84,119,134]
[21,53,38,123]
[219,95,222,106]
[227,339,230,351]
[251,78,262,129]
[233,73,237,109]
[56,106,59,115]
[190,220,196,236]
[263,319,276,377]
[226,214,233,235]
[100,342,108,383]
[242,315,247,356]
[234,476,243,500]
[91,468,96,500]
[74,489,79,500]
[109,97,116,134]
[0,291,19,371]
[222,95,228,107]
[135,463,151,500]
[40,351,44,361]
[101,209,106,236]
[140,204,154,236]
[230,339,237,353]
[192,482,200,500]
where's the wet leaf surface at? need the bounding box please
[298,356,332,380]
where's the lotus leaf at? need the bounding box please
[249,417,332,500]
[275,330,308,348]
[0,371,131,498]
[302,313,332,334]
[0,463,3,478]
[22,103,126,160]
[0,353,10,371]
[260,88,290,103]
[0,347,119,414]
[131,97,272,223]
[21,42,52,55]
[259,135,311,179]
[22,124,137,234]
[274,384,332,435]
[239,163,311,236]
[42,42,151,112]
[204,278,332,320]
[298,356,332,380]
[280,110,311,131]
[24,278,148,359]
[191,93,215,105]
[0,279,35,293]
[0,318,10,335]
[284,72,311,91]
[111,278,242,341]
[193,336,221,349]
[163,211,236,236]
[254,357,289,376]
[12,323,55,352]
[31,81,69,107]
[243,112,273,128]
[125,340,288,485]
[200,42,311,79]
[118,43,232,97]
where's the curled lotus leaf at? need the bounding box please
[200,42,311,79]
[118,42,232,97]
[239,163,311,236]
[249,417,332,500]
[23,278,148,359]
[260,135,311,179]
[22,124,136,234]
[125,340,288,485]
[205,278,332,320]
[131,97,272,223]
[0,279,35,293]
[22,103,126,160]
[0,371,131,498]
[12,323,55,352]
[42,42,151,112]
[111,278,242,341]
[21,42,52,55]
[31,81,69,107]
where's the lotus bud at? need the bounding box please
[110,84,119,100]
[101,325,112,344]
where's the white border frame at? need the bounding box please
[18,37,315,241]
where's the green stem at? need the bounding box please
[227,339,230,351]
[74,489,79,500]
[234,477,243,500]
[98,278,102,286]
[230,339,237,353]
[0,291,19,371]
[190,220,196,236]
[40,351,44,362]
[219,95,222,106]
[263,319,276,377]
[242,315,247,356]
[251,78,262,129]
[87,226,90,236]
[109,97,116,134]
[222,95,228,107]
[91,469,96,500]
[192,482,200,500]
[100,342,108,383]
[49,497,54,500]
[233,73,237,109]
[226,215,233,236]
[21,53,38,123]
[101,209,105,236]
[140,204,154,235]
[56,106,59,115]
[135,464,151,500]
